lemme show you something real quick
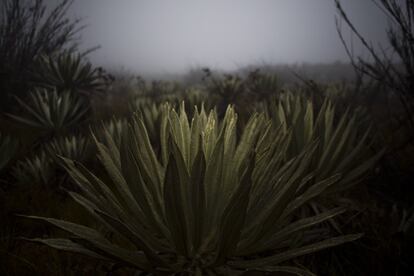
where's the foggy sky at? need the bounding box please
[65,0,389,74]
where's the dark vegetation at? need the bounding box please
[0,0,413,275]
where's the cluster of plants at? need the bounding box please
[1,51,409,274]
[0,46,409,276]
[25,103,375,274]
[1,59,389,275]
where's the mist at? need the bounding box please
[65,0,389,75]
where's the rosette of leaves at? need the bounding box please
[8,89,90,132]
[0,132,18,171]
[45,135,92,162]
[25,104,361,275]
[130,101,173,147]
[13,151,54,186]
[33,52,107,96]
[264,92,383,194]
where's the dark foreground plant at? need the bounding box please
[25,104,362,275]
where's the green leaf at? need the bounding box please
[24,238,109,261]
[229,234,363,268]
[216,156,254,264]
[163,153,190,256]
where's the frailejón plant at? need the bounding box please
[263,92,383,195]
[26,104,362,275]
[9,89,90,132]
[33,52,107,96]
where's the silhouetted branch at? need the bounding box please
[335,0,414,137]
[0,0,89,110]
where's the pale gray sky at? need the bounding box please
[65,0,389,74]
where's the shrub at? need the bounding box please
[335,0,414,143]
[245,69,279,101]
